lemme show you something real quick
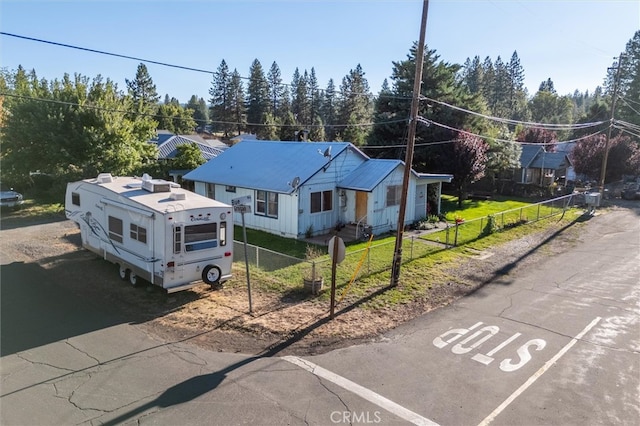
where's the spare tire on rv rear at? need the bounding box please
[202,265,221,285]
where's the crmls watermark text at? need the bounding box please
[330,411,382,424]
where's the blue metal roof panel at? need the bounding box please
[183,141,356,193]
[337,159,401,191]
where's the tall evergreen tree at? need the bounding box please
[322,78,339,141]
[267,61,285,117]
[369,44,486,173]
[126,63,160,114]
[337,64,372,146]
[308,67,323,139]
[209,60,232,137]
[246,59,269,134]
[228,69,246,136]
[611,30,640,129]
[186,95,209,129]
[506,51,529,120]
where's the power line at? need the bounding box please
[0,31,381,100]
[1,32,214,75]
[419,116,610,147]
[421,96,607,130]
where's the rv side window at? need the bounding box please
[184,223,217,252]
[174,226,182,253]
[71,192,80,206]
[220,222,227,246]
[108,216,124,243]
[130,224,147,244]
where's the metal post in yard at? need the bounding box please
[537,203,541,221]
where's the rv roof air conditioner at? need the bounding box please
[96,173,114,184]
[170,192,187,201]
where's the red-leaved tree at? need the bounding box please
[450,132,489,207]
[571,134,640,182]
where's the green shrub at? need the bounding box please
[483,214,499,235]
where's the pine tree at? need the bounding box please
[209,60,232,137]
[228,69,246,136]
[186,95,209,129]
[246,59,269,134]
[126,63,160,114]
[337,64,372,146]
[322,79,339,141]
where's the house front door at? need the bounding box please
[356,191,367,223]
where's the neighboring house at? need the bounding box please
[514,145,573,186]
[149,131,229,184]
[229,133,257,145]
[149,131,228,161]
[183,140,452,240]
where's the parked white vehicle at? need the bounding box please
[65,173,233,293]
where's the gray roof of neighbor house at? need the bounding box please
[183,141,360,194]
[519,145,544,168]
[519,144,571,169]
[150,132,228,160]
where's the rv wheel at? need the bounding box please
[202,265,221,285]
[118,264,129,281]
[129,271,140,287]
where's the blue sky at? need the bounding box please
[1,0,638,103]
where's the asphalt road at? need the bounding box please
[1,206,638,425]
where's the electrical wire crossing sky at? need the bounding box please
[1,0,637,103]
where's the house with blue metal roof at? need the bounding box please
[183,140,453,240]
[515,145,573,186]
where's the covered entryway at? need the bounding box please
[355,191,367,223]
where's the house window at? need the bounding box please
[108,216,123,243]
[310,190,333,213]
[386,185,402,207]
[206,183,215,199]
[225,186,236,193]
[71,192,80,206]
[256,190,278,218]
[130,224,147,244]
[184,223,217,252]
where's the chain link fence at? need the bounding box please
[232,193,579,294]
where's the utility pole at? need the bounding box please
[390,0,430,287]
[599,54,624,197]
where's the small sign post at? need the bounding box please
[232,196,253,314]
[328,235,345,319]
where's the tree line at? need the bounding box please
[1,30,638,200]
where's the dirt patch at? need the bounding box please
[0,209,599,357]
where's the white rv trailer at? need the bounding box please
[65,173,233,293]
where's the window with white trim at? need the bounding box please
[386,185,402,207]
[256,190,278,218]
[310,190,333,213]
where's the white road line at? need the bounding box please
[283,355,439,426]
[478,316,603,426]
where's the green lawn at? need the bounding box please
[439,194,533,221]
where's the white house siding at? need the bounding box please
[193,182,300,238]
[295,149,368,237]
[367,167,416,235]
